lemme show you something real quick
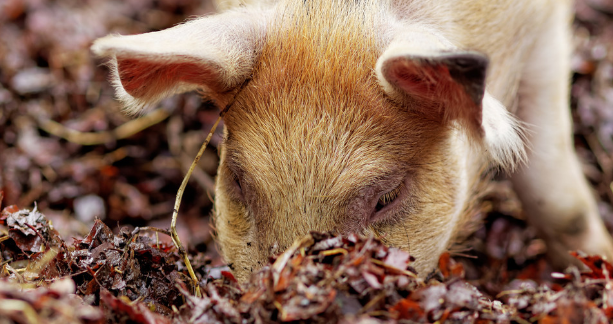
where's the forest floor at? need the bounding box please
[1,0,613,323]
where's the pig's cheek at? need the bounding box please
[220,168,247,204]
[214,176,260,278]
[366,202,442,275]
[215,206,262,281]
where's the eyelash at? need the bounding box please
[375,183,404,211]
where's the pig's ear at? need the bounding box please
[91,10,266,114]
[376,45,526,170]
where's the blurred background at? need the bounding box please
[0,0,223,262]
[1,0,613,291]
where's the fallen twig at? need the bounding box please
[37,108,171,145]
[169,79,251,298]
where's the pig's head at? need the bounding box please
[92,0,526,281]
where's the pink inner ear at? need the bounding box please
[384,57,483,134]
[117,57,223,99]
[388,59,454,101]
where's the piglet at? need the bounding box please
[92,0,613,281]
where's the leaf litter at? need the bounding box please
[3,203,613,323]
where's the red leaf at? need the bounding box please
[438,252,465,279]
[570,251,613,279]
[390,297,425,321]
[221,270,237,283]
[0,205,19,225]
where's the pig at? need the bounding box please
[92,0,613,282]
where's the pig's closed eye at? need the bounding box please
[369,179,408,223]
[375,182,404,212]
[231,171,244,200]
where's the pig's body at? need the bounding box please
[93,0,613,282]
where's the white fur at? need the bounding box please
[481,92,527,170]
